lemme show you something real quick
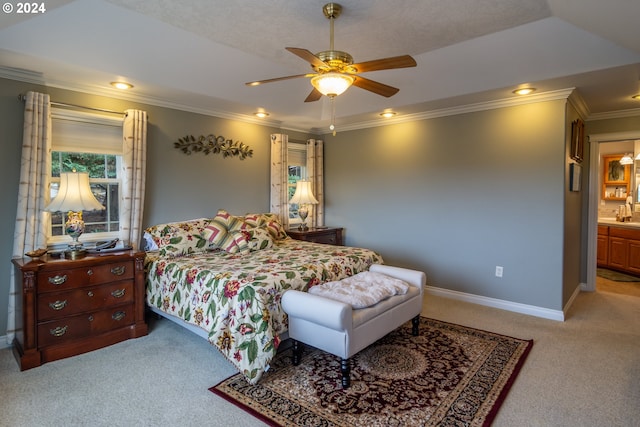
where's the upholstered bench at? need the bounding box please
[281,264,426,388]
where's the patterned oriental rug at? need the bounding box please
[211,317,533,427]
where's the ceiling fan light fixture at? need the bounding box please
[311,72,354,97]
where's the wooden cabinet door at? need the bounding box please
[608,237,628,270]
[597,235,609,267]
[628,240,640,274]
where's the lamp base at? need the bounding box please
[64,248,87,260]
[297,206,310,231]
[65,211,87,259]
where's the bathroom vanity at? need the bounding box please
[597,220,640,275]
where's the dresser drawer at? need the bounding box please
[308,233,338,245]
[37,280,134,321]
[37,304,135,347]
[37,260,134,293]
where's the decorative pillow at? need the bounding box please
[243,213,266,228]
[245,212,288,240]
[247,227,274,251]
[202,209,249,249]
[144,218,210,257]
[220,229,250,255]
[202,219,228,247]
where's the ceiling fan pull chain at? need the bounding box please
[330,97,337,136]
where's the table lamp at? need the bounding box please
[289,180,319,231]
[44,171,105,257]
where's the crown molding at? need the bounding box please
[5,64,638,134]
[587,108,640,121]
[318,88,577,134]
[0,66,291,130]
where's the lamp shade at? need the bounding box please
[310,72,354,97]
[45,172,105,212]
[289,180,319,205]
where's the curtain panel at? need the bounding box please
[7,91,52,344]
[270,133,290,226]
[306,139,324,227]
[121,110,148,249]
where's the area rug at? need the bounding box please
[210,317,533,426]
[597,268,640,282]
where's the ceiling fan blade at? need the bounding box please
[286,47,328,68]
[353,76,400,97]
[246,73,314,86]
[304,88,323,103]
[351,55,417,73]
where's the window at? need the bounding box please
[288,142,307,223]
[49,110,123,246]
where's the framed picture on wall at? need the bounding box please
[570,163,581,192]
[570,118,584,163]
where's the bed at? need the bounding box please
[143,211,383,384]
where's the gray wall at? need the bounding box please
[323,101,569,310]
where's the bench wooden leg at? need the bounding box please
[412,315,420,336]
[341,358,350,389]
[292,339,302,365]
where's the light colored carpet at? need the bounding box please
[1,289,639,426]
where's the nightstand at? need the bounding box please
[287,227,344,246]
[11,250,148,370]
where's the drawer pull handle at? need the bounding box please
[112,311,126,321]
[88,315,94,322]
[111,289,126,298]
[50,326,68,337]
[48,275,67,285]
[111,266,126,276]
[49,300,67,311]
[87,269,93,276]
[87,291,94,297]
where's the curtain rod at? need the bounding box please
[17,94,125,116]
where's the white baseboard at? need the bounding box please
[0,335,11,349]
[425,285,566,321]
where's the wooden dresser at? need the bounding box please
[12,250,148,370]
[287,227,344,246]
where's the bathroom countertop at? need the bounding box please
[598,218,640,229]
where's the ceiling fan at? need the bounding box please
[246,2,417,102]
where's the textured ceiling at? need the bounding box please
[0,0,639,132]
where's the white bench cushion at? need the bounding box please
[308,271,409,309]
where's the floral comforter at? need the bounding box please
[145,238,383,384]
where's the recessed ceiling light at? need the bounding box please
[513,87,536,96]
[379,111,396,118]
[254,111,269,118]
[110,81,133,90]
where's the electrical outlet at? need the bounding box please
[495,266,503,277]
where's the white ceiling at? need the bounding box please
[1,0,639,133]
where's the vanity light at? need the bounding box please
[110,82,133,90]
[379,111,397,118]
[620,153,634,165]
[254,111,269,118]
[512,87,536,96]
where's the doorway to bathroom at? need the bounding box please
[586,132,640,297]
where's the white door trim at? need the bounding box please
[585,131,640,292]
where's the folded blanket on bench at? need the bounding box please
[308,271,409,309]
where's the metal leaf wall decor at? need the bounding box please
[174,134,253,160]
